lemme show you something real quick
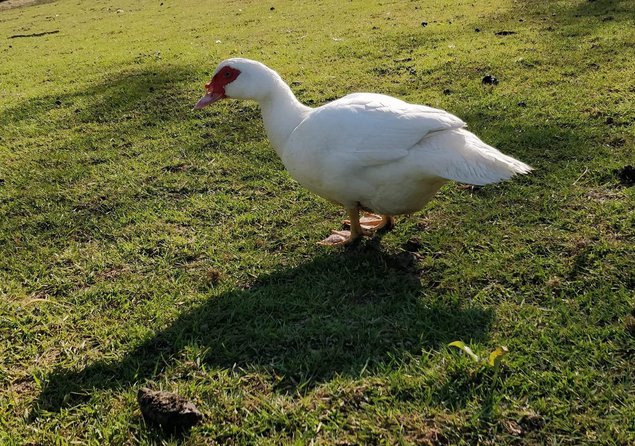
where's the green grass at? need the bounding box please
[1,0,634,444]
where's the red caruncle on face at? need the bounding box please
[205,65,241,97]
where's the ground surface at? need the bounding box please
[0,0,52,13]
[0,0,634,444]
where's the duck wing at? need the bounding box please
[294,93,466,166]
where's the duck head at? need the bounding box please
[194,58,277,109]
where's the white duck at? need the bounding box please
[194,58,532,246]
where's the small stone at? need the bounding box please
[403,237,423,252]
[502,419,523,436]
[481,74,499,85]
[391,251,421,271]
[206,268,222,284]
[137,388,203,432]
[270,6,275,10]
[615,165,635,186]
[518,413,546,432]
[421,21,428,27]
[396,252,415,269]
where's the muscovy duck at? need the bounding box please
[195,58,532,246]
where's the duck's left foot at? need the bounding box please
[318,230,358,246]
[344,214,395,231]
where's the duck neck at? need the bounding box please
[258,78,311,157]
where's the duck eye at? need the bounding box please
[224,71,231,77]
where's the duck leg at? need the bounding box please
[318,207,372,246]
[344,213,395,232]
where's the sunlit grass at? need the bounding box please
[1,0,633,444]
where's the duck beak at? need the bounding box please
[193,91,224,110]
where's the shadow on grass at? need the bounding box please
[485,0,634,30]
[33,244,493,413]
[0,63,198,129]
[555,0,632,21]
[0,64,209,248]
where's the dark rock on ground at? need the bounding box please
[482,74,499,85]
[518,413,546,433]
[403,237,423,252]
[615,165,635,186]
[502,419,523,436]
[390,251,422,272]
[137,387,203,432]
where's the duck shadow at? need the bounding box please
[34,245,493,413]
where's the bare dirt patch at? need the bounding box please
[0,0,54,12]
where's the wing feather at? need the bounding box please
[299,93,466,166]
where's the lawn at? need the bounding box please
[0,0,633,444]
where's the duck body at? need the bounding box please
[195,59,532,245]
[281,93,449,215]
